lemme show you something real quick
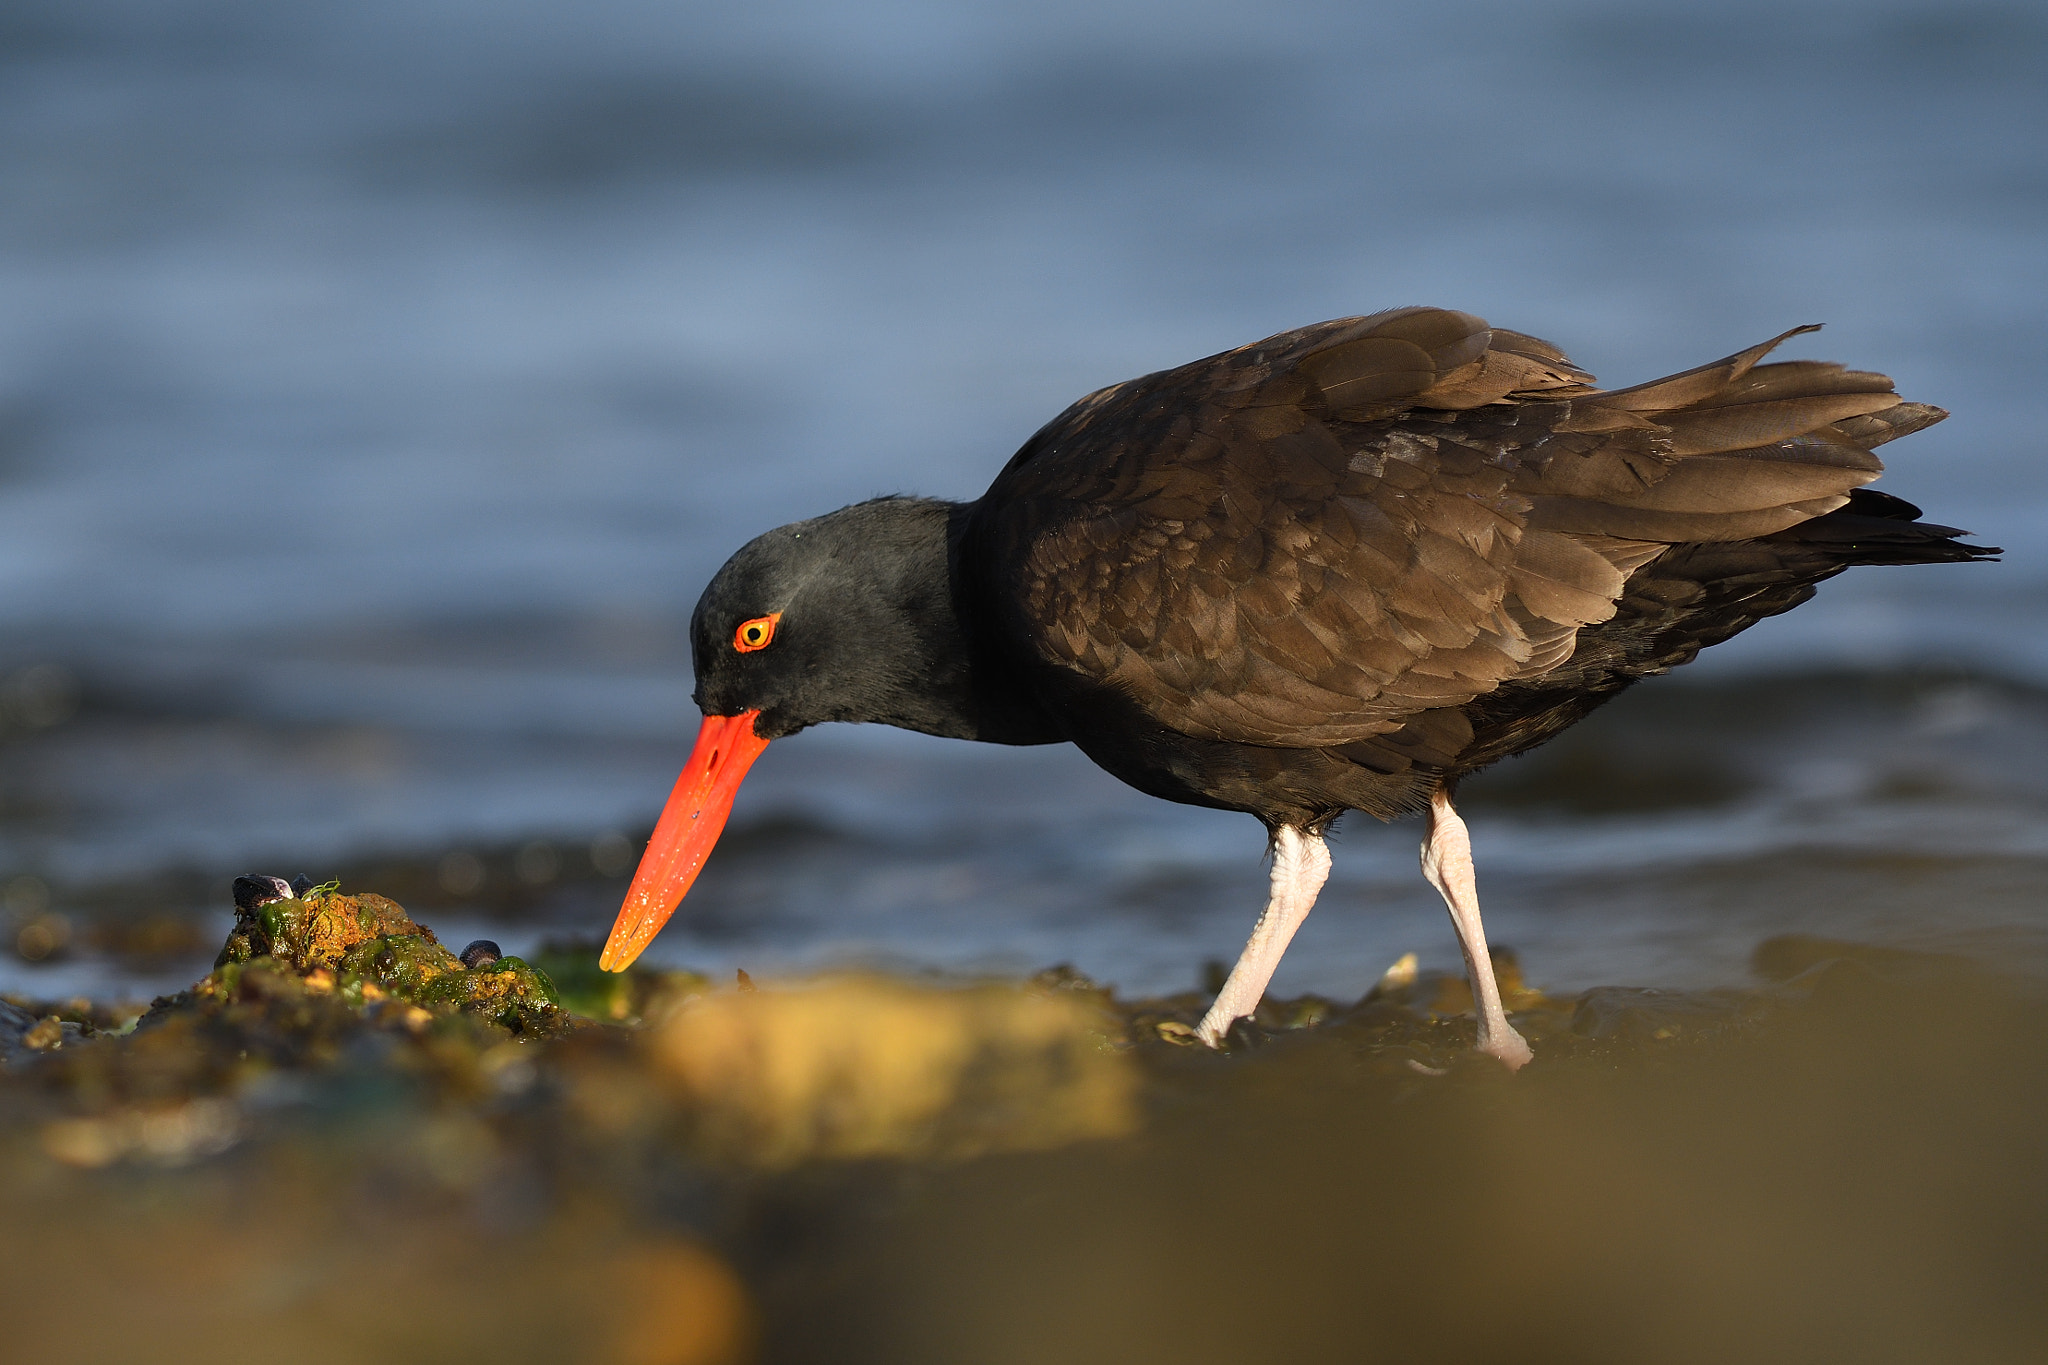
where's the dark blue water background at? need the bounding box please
[2,0,2044,1001]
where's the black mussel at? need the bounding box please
[232,875,295,911]
[460,939,503,970]
[290,874,314,897]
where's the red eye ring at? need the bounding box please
[733,613,781,653]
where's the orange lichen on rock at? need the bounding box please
[214,888,423,973]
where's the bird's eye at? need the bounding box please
[733,613,781,653]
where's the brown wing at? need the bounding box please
[973,307,1923,748]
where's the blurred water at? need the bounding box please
[1,0,2043,1000]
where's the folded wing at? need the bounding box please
[972,308,1929,748]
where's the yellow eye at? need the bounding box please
[733,613,780,653]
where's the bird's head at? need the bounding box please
[686,512,924,739]
[600,498,964,972]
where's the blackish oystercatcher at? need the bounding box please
[600,308,1995,1067]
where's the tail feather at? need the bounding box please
[1766,486,2000,567]
[1580,325,1821,412]
[1833,402,1946,449]
[1451,494,1996,774]
[1426,320,1995,780]
[1515,326,1924,544]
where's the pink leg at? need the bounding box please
[1420,787,1533,1071]
[1195,826,1330,1047]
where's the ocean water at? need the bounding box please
[1,0,2044,1002]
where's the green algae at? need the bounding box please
[528,940,708,1023]
[411,953,563,1034]
[339,930,458,994]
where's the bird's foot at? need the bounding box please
[1477,1023,1534,1072]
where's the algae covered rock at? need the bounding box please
[208,879,570,1037]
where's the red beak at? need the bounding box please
[601,710,772,971]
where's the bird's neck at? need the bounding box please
[805,498,1063,746]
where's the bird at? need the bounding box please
[598,307,1995,1067]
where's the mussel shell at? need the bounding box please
[232,875,295,911]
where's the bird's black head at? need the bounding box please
[603,495,1022,976]
[689,496,979,741]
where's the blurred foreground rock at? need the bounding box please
[2,883,2046,1365]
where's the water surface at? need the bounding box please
[2,0,2043,1000]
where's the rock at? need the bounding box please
[1,999,90,1066]
[204,881,571,1036]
